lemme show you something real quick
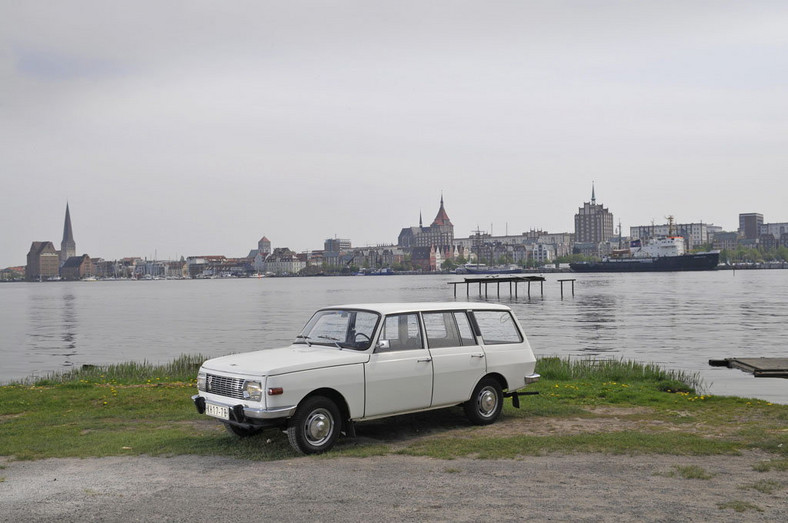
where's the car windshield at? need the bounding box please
[294,309,380,350]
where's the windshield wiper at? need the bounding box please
[317,335,343,349]
[295,335,312,347]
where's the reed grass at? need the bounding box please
[536,356,703,393]
[21,354,208,386]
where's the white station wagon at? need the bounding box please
[192,302,539,454]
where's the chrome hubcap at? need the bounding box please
[305,409,333,444]
[478,387,497,417]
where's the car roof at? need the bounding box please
[321,302,512,315]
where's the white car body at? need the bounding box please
[192,302,539,453]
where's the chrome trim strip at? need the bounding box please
[243,405,297,419]
[196,397,297,420]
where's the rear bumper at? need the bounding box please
[524,373,540,385]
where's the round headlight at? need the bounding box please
[243,380,263,401]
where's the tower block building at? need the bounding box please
[574,184,614,244]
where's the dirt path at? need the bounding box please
[1,451,785,522]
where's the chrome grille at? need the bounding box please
[206,374,244,399]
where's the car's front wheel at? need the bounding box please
[287,396,341,454]
[464,377,503,425]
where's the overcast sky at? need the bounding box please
[2,1,787,267]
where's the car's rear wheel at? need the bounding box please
[287,396,340,454]
[464,377,503,425]
[224,423,262,438]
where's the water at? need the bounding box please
[1,272,786,404]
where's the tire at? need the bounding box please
[464,377,503,425]
[224,423,263,438]
[287,396,341,454]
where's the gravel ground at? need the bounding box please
[1,452,785,522]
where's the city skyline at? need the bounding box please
[3,2,788,268]
[12,193,782,272]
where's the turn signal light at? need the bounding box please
[267,387,284,395]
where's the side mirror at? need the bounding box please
[376,339,391,351]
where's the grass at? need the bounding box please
[0,355,786,462]
[717,500,764,513]
[753,458,788,472]
[663,465,715,480]
[739,479,782,495]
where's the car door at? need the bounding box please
[423,311,486,407]
[363,313,433,418]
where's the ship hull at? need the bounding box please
[464,267,524,275]
[570,252,719,273]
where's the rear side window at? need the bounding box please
[423,312,461,348]
[472,310,523,345]
[453,312,477,346]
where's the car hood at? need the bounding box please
[200,345,370,376]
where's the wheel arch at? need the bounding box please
[300,387,351,426]
[483,372,508,392]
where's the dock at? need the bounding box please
[448,275,546,299]
[709,358,788,378]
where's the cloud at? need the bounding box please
[13,46,125,81]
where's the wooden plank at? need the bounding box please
[708,358,788,378]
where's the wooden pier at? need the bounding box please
[709,358,788,378]
[557,278,576,298]
[448,275,546,299]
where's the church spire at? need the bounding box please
[60,202,76,266]
[431,193,452,227]
[62,203,74,245]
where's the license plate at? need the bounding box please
[205,403,229,420]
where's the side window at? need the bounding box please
[379,313,423,351]
[472,310,523,345]
[453,312,477,346]
[423,312,461,348]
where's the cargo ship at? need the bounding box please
[570,233,719,273]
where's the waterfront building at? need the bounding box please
[323,238,352,268]
[61,254,93,281]
[739,213,764,240]
[712,232,741,252]
[573,242,599,258]
[187,255,227,278]
[25,241,59,281]
[258,236,271,257]
[530,242,554,264]
[397,195,456,271]
[263,247,306,275]
[347,246,405,269]
[59,203,76,270]
[759,222,788,238]
[574,184,614,245]
[537,232,575,258]
[452,230,572,266]
[247,236,273,264]
[759,233,777,251]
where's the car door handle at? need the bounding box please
[417,358,432,363]
[471,354,485,359]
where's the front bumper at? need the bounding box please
[192,394,297,424]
